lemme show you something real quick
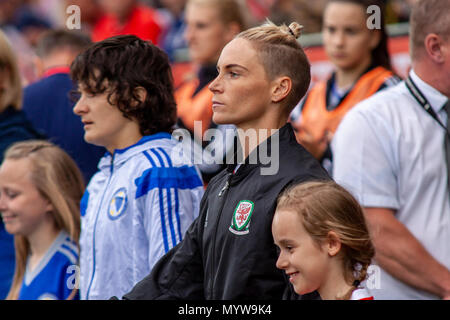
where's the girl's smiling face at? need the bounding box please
[272,209,332,295]
[0,158,54,237]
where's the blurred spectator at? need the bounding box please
[0,0,52,47]
[22,29,105,184]
[176,0,245,183]
[0,29,43,300]
[269,0,327,34]
[158,0,188,62]
[389,0,417,23]
[92,0,162,44]
[332,0,450,299]
[290,0,400,173]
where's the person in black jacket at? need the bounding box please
[119,20,330,300]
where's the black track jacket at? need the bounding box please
[122,123,330,299]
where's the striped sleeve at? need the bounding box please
[135,147,203,269]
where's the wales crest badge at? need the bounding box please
[229,200,254,235]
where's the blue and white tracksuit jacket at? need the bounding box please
[79,133,204,300]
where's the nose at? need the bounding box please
[208,74,222,93]
[0,192,7,212]
[333,30,345,47]
[73,95,87,116]
[184,24,194,43]
[275,250,288,270]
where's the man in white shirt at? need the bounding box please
[332,0,450,299]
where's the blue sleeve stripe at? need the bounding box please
[149,148,165,167]
[135,166,203,198]
[165,188,177,248]
[61,242,79,257]
[157,147,173,167]
[158,188,169,253]
[173,187,182,241]
[143,150,157,167]
[80,190,89,217]
[57,248,77,265]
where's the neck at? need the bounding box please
[27,215,59,259]
[106,125,143,154]
[42,53,74,70]
[40,52,75,77]
[318,260,353,300]
[413,60,450,98]
[237,109,287,160]
[335,56,372,90]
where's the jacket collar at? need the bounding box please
[98,132,173,171]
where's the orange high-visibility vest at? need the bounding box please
[296,66,394,143]
[175,78,213,139]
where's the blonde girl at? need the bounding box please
[272,180,375,300]
[0,140,84,300]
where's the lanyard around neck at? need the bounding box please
[405,75,450,137]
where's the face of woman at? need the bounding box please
[322,2,380,71]
[185,3,238,65]
[208,38,274,130]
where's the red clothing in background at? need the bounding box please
[92,5,161,44]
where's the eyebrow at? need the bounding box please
[218,64,249,72]
[274,239,292,246]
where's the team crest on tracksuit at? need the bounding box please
[108,188,128,220]
[229,200,254,235]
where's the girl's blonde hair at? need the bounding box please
[276,180,375,300]
[5,140,85,300]
[0,30,22,112]
[236,20,310,113]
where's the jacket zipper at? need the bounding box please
[85,154,115,299]
[209,173,232,299]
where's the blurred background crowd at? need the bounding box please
[1,0,415,87]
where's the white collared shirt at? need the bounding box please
[332,69,450,299]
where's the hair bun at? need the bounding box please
[288,22,303,39]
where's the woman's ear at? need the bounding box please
[271,76,292,103]
[326,231,342,257]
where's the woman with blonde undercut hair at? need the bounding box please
[0,30,43,300]
[121,20,329,300]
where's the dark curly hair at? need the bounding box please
[70,35,176,135]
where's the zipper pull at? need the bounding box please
[218,180,229,197]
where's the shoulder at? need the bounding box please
[378,73,402,92]
[257,127,330,187]
[342,82,409,127]
[133,139,203,197]
[55,235,79,265]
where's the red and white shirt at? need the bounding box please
[351,287,374,300]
